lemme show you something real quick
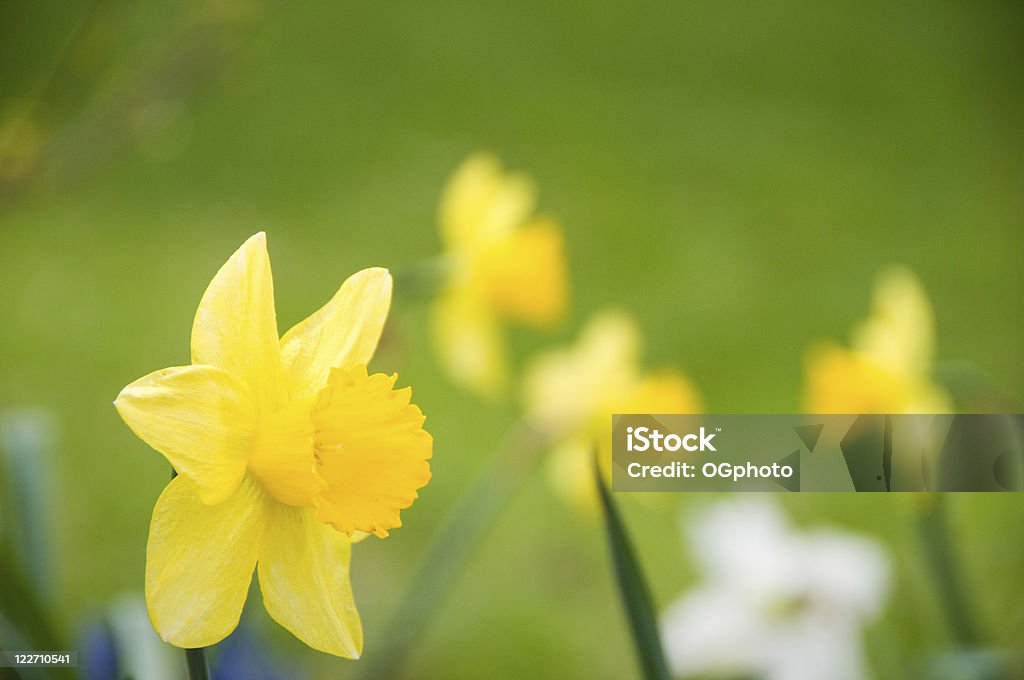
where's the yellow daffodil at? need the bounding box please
[114,233,432,658]
[523,311,701,509]
[803,266,951,414]
[433,153,569,398]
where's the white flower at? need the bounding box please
[661,498,889,680]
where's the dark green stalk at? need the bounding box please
[593,453,671,680]
[184,647,210,680]
[917,494,981,646]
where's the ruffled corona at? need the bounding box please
[474,217,567,327]
[312,365,433,538]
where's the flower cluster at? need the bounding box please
[114,155,939,674]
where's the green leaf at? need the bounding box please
[594,454,672,680]
[916,495,981,646]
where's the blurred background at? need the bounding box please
[1,0,1022,678]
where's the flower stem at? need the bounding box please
[917,494,981,646]
[184,647,211,680]
[392,256,452,300]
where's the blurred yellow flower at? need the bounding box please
[114,233,432,657]
[433,153,569,398]
[803,266,951,414]
[523,311,701,509]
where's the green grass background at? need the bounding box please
[1,1,1022,677]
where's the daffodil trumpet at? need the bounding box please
[803,266,950,414]
[115,232,432,660]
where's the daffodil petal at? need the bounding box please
[439,153,536,251]
[258,505,362,658]
[191,232,287,413]
[146,475,266,648]
[279,268,392,399]
[313,365,432,538]
[853,266,935,377]
[115,364,256,505]
[432,287,506,397]
[523,310,640,430]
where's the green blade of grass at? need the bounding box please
[593,455,672,680]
